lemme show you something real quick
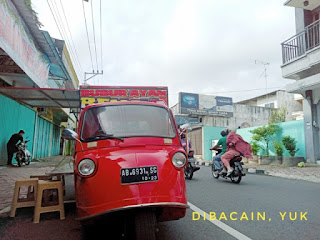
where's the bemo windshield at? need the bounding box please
[81,104,176,141]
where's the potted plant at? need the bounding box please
[250,141,260,162]
[272,140,283,165]
[281,136,304,167]
[282,136,299,157]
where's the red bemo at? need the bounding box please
[63,86,188,239]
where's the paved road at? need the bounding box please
[177,166,320,240]
[1,166,319,240]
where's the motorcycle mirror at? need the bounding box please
[62,129,79,140]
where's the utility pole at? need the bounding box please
[83,70,104,86]
[255,60,270,105]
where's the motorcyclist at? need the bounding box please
[221,126,253,176]
[210,129,228,172]
[7,130,25,166]
[180,132,191,152]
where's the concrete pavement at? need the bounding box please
[0,156,73,213]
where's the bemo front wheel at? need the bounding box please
[135,209,156,240]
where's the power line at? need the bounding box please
[90,0,99,71]
[50,0,82,80]
[59,0,84,75]
[81,0,94,70]
[47,0,75,80]
[168,86,285,96]
[99,0,103,84]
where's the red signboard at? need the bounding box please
[80,86,168,108]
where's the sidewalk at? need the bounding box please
[0,156,73,213]
[196,159,320,183]
[244,162,320,183]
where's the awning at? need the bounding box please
[0,87,80,108]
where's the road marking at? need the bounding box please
[188,201,252,240]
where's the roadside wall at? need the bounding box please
[237,120,306,158]
[188,128,202,156]
[203,126,226,161]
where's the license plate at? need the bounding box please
[121,166,158,184]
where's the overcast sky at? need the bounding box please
[32,0,296,107]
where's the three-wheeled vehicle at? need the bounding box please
[63,101,188,239]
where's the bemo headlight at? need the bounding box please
[172,152,187,168]
[78,158,96,176]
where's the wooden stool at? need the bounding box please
[33,180,65,223]
[31,174,66,195]
[10,179,38,218]
[30,175,58,205]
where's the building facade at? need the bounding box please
[281,0,320,163]
[236,90,304,121]
[0,0,78,165]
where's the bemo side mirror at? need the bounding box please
[62,129,79,140]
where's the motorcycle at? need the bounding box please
[211,149,246,184]
[15,140,32,167]
[184,150,200,180]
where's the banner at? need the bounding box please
[174,115,199,125]
[0,1,49,87]
[80,86,168,108]
[179,92,233,117]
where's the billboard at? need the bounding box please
[80,86,168,108]
[179,92,233,117]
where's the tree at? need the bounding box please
[250,141,260,156]
[282,136,299,157]
[268,106,287,124]
[250,124,281,156]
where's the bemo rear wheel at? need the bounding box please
[135,209,156,240]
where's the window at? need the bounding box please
[264,103,275,108]
[81,104,176,141]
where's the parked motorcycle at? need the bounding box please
[211,149,246,184]
[184,150,200,180]
[15,140,31,167]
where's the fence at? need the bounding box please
[282,19,320,64]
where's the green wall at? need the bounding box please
[237,120,306,158]
[203,126,226,161]
[0,95,36,165]
[0,95,62,165]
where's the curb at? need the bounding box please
[196,161,268,175]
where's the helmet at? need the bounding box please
[220,129,229,137]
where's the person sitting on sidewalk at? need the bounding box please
[7,130,25,166]
[221,126,253,176]
[210,129,228,171]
